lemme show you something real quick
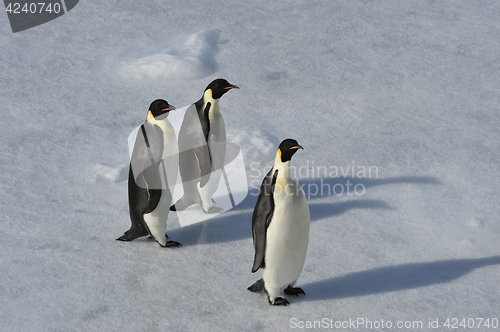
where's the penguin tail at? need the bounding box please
[247,278,265,293]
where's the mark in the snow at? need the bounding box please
[119,29,221,81]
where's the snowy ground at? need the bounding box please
[1,1,500,331]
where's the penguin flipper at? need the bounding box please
[194,145,212,188]
[177,103,212,188]
[130,123,165,191]
[251,169,278,273]
[144,188,162,214]
[197,102,213,189]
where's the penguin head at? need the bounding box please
[278,139,304,163]
[147,99,175,120]
[204,78,239,100]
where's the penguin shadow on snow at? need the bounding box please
[308,200,393,221]
[302,256,500,301]
[167,194,255,246]
[300,175,441,222]
[167,175,440,245]
[167,195,387,246]
[297,175,442,201]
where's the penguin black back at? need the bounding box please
[251,138,304,273]
[117,98,181,247]
[194,79,239,141]
[249,138,309,306]
[170,78,238,213]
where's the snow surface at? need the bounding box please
[119,29,221,81]
[1,1,500,331]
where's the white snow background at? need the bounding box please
[1,1,500,331]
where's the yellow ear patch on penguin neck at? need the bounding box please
[147,110,154,121]
[205,88,213,99]
[278,148,282,159]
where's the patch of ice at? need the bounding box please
[227,127,279,170]
[94,163,128,183]
[119,29,221,81]
[468,218,484,228]
[459,238,475,247]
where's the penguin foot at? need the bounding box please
[270,297,290,306]
[116,235,132,242]
[284,286,305,297]
[116,227,148,242]
[247,279,265,293]
[207,206,224,214]
[170,197,195,211]
[165,240,182,248]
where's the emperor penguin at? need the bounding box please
[117,99,181,247]
[170,78,239,213]
[248,139,310,306]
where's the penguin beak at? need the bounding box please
[290,145,304,150]
[162,106,176,112]
[224,84,239,90]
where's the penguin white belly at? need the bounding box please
[144,118,178,246]
[261,179,310,296]
[198,111,226,212]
